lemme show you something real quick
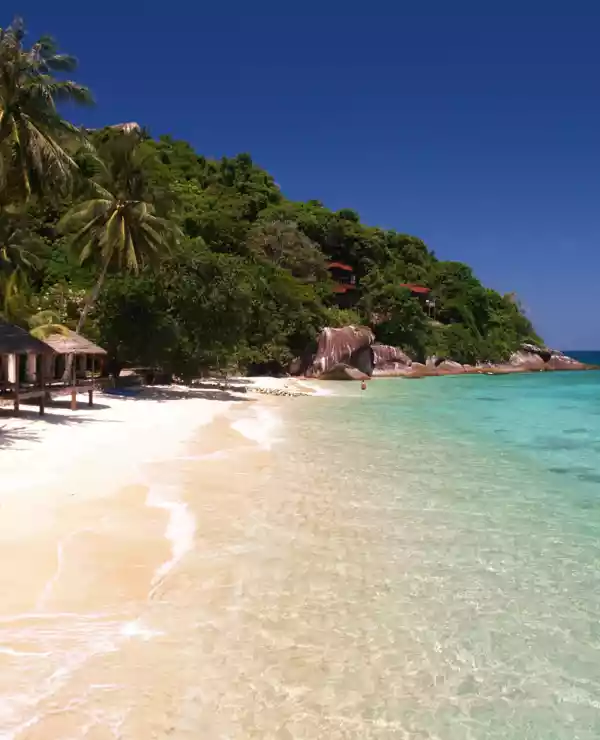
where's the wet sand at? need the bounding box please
[0,386,280,738]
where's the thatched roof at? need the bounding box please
[40,330,107,356]
[0,321,53,355]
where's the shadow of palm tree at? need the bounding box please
[0,406,116,426]
[38,398,114,412]
[0,423,40,449]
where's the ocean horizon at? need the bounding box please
[564,350,600,365]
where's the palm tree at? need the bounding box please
[28,308,70,339]
[0,210,44,319]
[59,132,180,336]
[0,17,92,203]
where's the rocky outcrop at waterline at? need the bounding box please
[370,344,413,377]
[290,330,595,380]
[295,326,375,378]
[509,344,589,371]
[319,364,371,381]
[419,345,591,377]
[436,359,467,375]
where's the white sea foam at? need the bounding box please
[120,620,163,640]
[0,616,121,738]
[0,647,51,658]
[145,485,196,586]
[231,406,282,450]
[294,379,335,396]
[36,530,92,610]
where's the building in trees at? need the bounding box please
[399,283,436,318]
[328,262,358,308]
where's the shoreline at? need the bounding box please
[2,373,599,736]
[0,379,299,738]
[298,361,599,381]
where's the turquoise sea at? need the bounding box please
[259,368,600,738]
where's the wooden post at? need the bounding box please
[7,353,17,384]
[26,353,37,383]
[89,355,95,407]
[13,355,20,413]
[39,355,45,416]
[70,353,77,411]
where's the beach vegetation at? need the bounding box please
[0,17,542,375]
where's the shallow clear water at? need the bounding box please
[258,371,600,738]
[5,372,600,738]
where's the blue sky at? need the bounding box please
[13,2,600,348]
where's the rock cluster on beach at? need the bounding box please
[251,386,312,397]
[290,326,593,380]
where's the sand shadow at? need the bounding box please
[0,422,41,449]
[0,405,113,426]
[39,398,114,412]
[0,405,112,448]
[103,385,253,404]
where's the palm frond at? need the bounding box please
[58,198,113,231]
[29,307,71,339]
[0,21,93,201]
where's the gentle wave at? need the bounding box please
[145,485,196,587]
[231,406,282,449]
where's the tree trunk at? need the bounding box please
[62,260,110,382]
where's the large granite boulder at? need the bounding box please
[509,344,588,372]
[521,343,552,362]
[509,350,546,370]
[352,345,376,375]
[545,353,587,371]
[436,360,466,374]
[372,344,412,368]
[304,326,375,378]
[372,363,415,378]
[319,364,370,381]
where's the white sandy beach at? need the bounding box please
[0,377,325,738]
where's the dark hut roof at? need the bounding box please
[0,321,54,355]
[40,330,107,356]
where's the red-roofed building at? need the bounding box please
[332,283,356,294]
[328,262,353,272]
[328,262,356,286]
[328,262,357,307]
[399,283,431,295]
[399,283,436,317]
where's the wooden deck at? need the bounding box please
[0,378,107,414]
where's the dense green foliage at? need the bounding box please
[0,19,541,376]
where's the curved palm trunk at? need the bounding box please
[62,258,110,382]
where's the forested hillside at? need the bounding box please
[0,19,541,377]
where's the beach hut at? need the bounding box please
[0,321,54,415]
[39,330,107,410]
